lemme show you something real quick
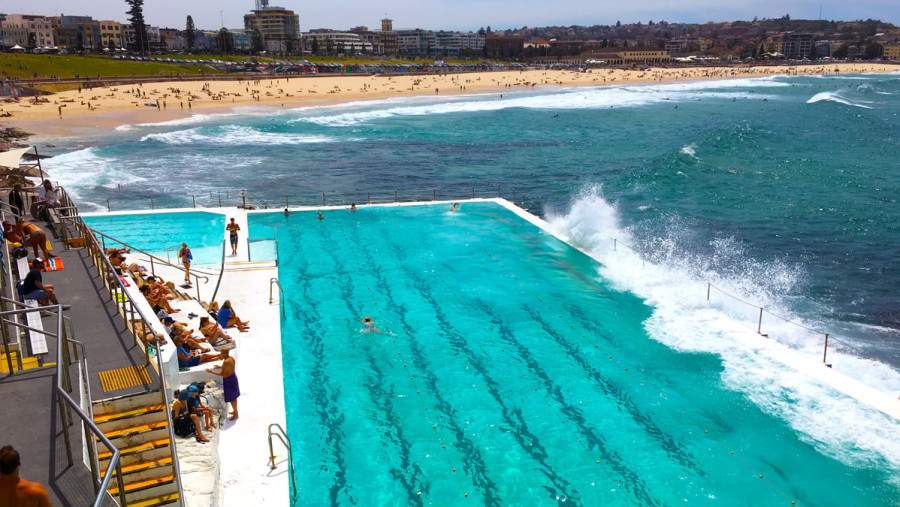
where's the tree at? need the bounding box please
[217,27,233,54]
[311,38,319,55]
[125,0,149,56]
[616,20,621,27]
[185,15,196,50]
[251,28,265,53]
[486,26,492,34]
[808,44,817,60]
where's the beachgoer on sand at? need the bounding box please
[207,347,240,420]
[226,218,240,255]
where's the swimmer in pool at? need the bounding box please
[450,203,459,212]
[361,316,383,334]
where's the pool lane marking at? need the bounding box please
[455,216,803,504]
[329,217,475,503]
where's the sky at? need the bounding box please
[10,0,899,32]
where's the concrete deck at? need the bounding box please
[0,218,157,506]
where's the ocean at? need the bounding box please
[45,72,900,486]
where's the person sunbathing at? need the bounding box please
[174,334,221,368]
[146,275,177,295]
[109,252,142,274]
[145,276,175,301]
[139,284,178,313]
[131,319,166,346]
[199,316,235,346]
[170,326,209,351]
[215,300,249,333]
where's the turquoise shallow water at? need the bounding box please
[83,211,225,265]
[250,203,893,505]
[47,72,900,503]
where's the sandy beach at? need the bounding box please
[2,62,897,135]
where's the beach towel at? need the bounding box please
[39,258,63,272]
[223,373,240,403]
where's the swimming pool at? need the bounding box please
[83,211,226,266]
[248,202,895,506]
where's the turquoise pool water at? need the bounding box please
[83,212,226,266]
[248,202,895,506]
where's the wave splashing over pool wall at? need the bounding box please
[548,187,900,472]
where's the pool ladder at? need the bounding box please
[269,278,285,317]
[267,423,297,498]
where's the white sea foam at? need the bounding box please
[680,144,697,158]
[291,79,784,127]
[547,187,900,469]
[42,148,145,211]
[807,91,874,109]
[140,125,341,145]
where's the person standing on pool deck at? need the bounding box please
[206,347,240,420]
[178,243,192,286]
[226,218,240,255]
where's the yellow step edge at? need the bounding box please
[107,474,175,495]
[94,404,166,424]
[101,456,173,478]
[102,420,168,439]
[122,492,180,507]
[98,438,169,461]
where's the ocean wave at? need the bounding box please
[42,148,147,210]
[293,81,782,126]
[680,144,697,158]
[807,91,874,109]
[547,187,900,469]
[140,125,342,145]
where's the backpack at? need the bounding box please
[16,280,24,296]
[172,412,195,438]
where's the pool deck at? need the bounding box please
[78,199,900,506]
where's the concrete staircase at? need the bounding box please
[93,391,180,507]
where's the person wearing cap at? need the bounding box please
[207,347,240,420]
[0,445,52,506]
[175,386,211,442]
[21,258,69,309]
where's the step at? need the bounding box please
[101,456,173,479]
[107,473,176,497]
[103,420,169,440]
[123,481,179,505]
[94,404,168,433]
[103,459,174,486]
[125,491,180,507]
[93,391,166,417]
[98,437,170,462]
[98,427,170,455]
[99,443,172,469]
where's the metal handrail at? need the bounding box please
[73,217,186,506]
[90,229,216,279]
[267,423,297,498]
[211,239,227,304]
[269,278,285,318]
[0,298,126,506]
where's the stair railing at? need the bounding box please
[267,423,297,498]
[75,218,186,506]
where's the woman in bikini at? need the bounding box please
[16,219,54,259]
[178,243,192,285]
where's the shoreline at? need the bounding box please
[3,63,898,138]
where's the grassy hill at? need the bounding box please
[0,53,225,80]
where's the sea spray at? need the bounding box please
[548,187,900,471]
